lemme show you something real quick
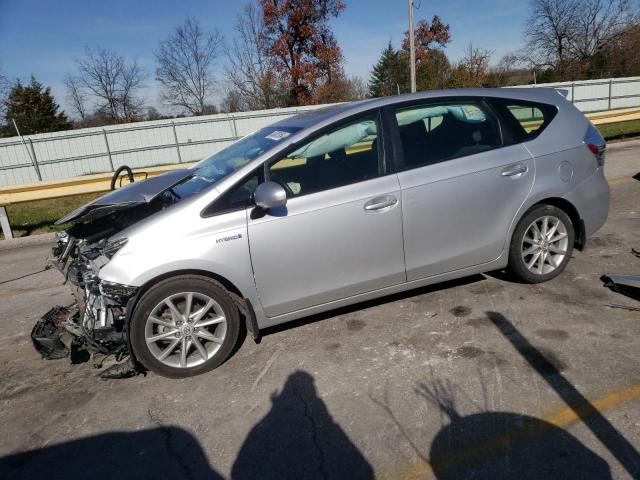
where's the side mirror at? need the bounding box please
[254,181,287,210]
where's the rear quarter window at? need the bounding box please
[488,98,558,142]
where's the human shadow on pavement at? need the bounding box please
[0,426,222,480]
[419,379,612,479]
[232,370,374,480]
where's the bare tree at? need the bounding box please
[63,73,87,121]
[73,46,146,123]
[119,60,146,121]
[569,0,635,61]
[345,76,369,100]
[523,0,580,76]
[605,24,640,76]
[155,18,222,115]
[460,43,493,86]
[523,0,636,78]
[0,66,10,121]
[225,4,287,110]
[485,53,528,86]
[220,89,244,113]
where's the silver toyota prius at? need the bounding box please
[35,88,609,378]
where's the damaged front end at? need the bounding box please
[33,231,139,377]
[32,168,205,378]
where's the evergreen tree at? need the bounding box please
[415,49,451,90]
[368,42,409,97]
[2,76,71,137]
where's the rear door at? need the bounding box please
[391,98,534,280]
[247,111,406,317]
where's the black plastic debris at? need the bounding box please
[98,359,139,380]
[70,337,91,364]
[31,306,71,360]
[605,302,640,312]
[602,274,640,302]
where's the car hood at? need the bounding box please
[55,169,194,225]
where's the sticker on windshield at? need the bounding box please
[265,130,291,141]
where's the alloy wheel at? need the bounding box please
[521,215,569,275]
[144,292,227,368]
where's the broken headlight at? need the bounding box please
[103,237,128,259]
[99,280,138,301]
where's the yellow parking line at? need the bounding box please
[388,384,640,480]
[543,385,640,427]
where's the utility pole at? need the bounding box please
[408,0,416,93]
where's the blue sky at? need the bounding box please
[0,0,529,115]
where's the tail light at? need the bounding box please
[585,124,606,167]
[587,143,606,166]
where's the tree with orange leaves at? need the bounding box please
[402,15,451,63]
[259,0,346,105]
[405,15,451,90]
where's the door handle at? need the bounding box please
[501,164,528,177]
[364,195,398,211]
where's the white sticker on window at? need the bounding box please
[265,130,291,141]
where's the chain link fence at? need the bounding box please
[1,76,639,187]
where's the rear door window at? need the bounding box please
[394,100,503,169]
[488,98,557,141]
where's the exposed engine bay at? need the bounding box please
[31,167,211,378]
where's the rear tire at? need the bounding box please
[507,205,574,284]
[130,275,240,378]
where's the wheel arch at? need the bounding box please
[125,268,261,358]
[135,268,246,302]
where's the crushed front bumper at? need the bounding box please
[31,306,73,360]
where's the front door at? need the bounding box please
[392,99,534,280]
[247,113,406,317]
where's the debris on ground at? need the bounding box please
[604,302,640,312]
[98,359,140,380]
[602,274,640,301]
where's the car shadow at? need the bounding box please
[0,426,223,479]
[0,370,373,480]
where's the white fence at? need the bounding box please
[1,76,639,187]
[0,105,325,187]
[511,76,640,111]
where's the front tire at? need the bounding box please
[507,205,575,284]
[130,275,240,378]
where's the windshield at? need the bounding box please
[193,125,302,182]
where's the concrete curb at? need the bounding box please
[0,232,56,252]
[607,138,640,150]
